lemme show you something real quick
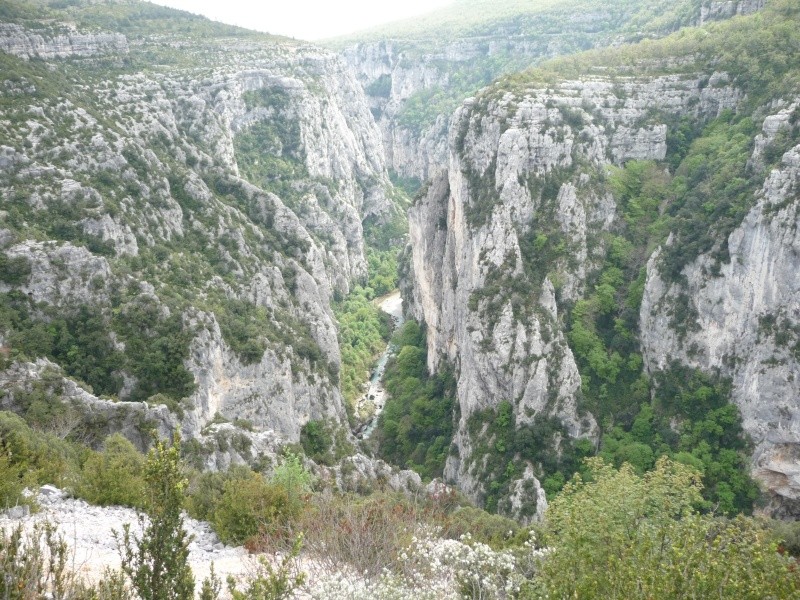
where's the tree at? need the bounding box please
[118,433,194,600]
[530,457,800,599]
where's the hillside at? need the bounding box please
[397,0,800,518]
[0,0,405,466]
[335,0,766,185]
[1,0,800,597]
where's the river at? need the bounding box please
[354,290,403,440]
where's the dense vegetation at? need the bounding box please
[4,421,798,598]
[0,291,195,402]
[334,287,393,409]
[466,402,594,513]
[374,321,456,480]
[533,457,800,599]
[333,213,405,413]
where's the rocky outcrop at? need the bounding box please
[184,309,342,443]
[0,240,113,306]
[0,23,128,59]
[640,101,800,514]
[0,22,395,446]
[700,0,767,23]
[0,359,176,451]
[340,1,764,183]
[405,73,741,508]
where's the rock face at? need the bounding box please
[340,0,765,183]
[0,17,394,449]
[404,72,741,508]
[640,102,800,515]
[0,359,176,451]
[0,23,128,59]
[700,0,767,23]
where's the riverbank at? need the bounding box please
[354,291,403,439]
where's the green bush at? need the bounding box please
[0,453,25,510]
[212,454,312,547]
[0,411,81,497]
[184,465,252,522]
[299,420,353,466]
[212,473,294,546]
[227,536,305,600]
[532,457,800,599]
[119,435,194,600]
[77,434,146,508]
[441,506,521,550]
[0,253,31,285]
[300,421,333,464]
[271,453,313,512]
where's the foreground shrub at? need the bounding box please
[304,527,528,600]
[0,522,131,599]
[78,433,146,508]
[184,465,252,522]
[438,506,522,550]
[213,473,294,546]
[228,535,305,600]
[118,435,194,600]
[0,522,70,599]
[299,492,422,579]
[531,457,800,599]
[0,452,25,510]
[212,454,312,549]
[0,410,80,496]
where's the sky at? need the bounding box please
[151,0,455,41]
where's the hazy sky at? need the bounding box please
[151,0,455,40]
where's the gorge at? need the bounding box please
[0,0,799,596]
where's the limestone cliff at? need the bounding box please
[0,12,393,449]
[0,23,128,59]
[340,0,766,183]
[640,102,800,515]
[405,69,742,512]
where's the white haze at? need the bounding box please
[150,0,456,40]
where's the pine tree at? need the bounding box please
[118,433,194,600]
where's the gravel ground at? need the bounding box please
[0,486,252,592]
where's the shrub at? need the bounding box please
[271,452,313,509]
[533,457,800,599]
[227,535,305,600]
[439,506,521,550]
[0,453,25,510]
[0,410,80,497]
[0,522,70,599]
[118,434,194,600]
[78,433,146,508]
[212,473,297,547]
[0,253,31,285]
[184,465,252,522]
[298,492,422,579]
[0,522,132,599]
[300,420,333,464]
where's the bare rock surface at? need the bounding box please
[0,487,248,590]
